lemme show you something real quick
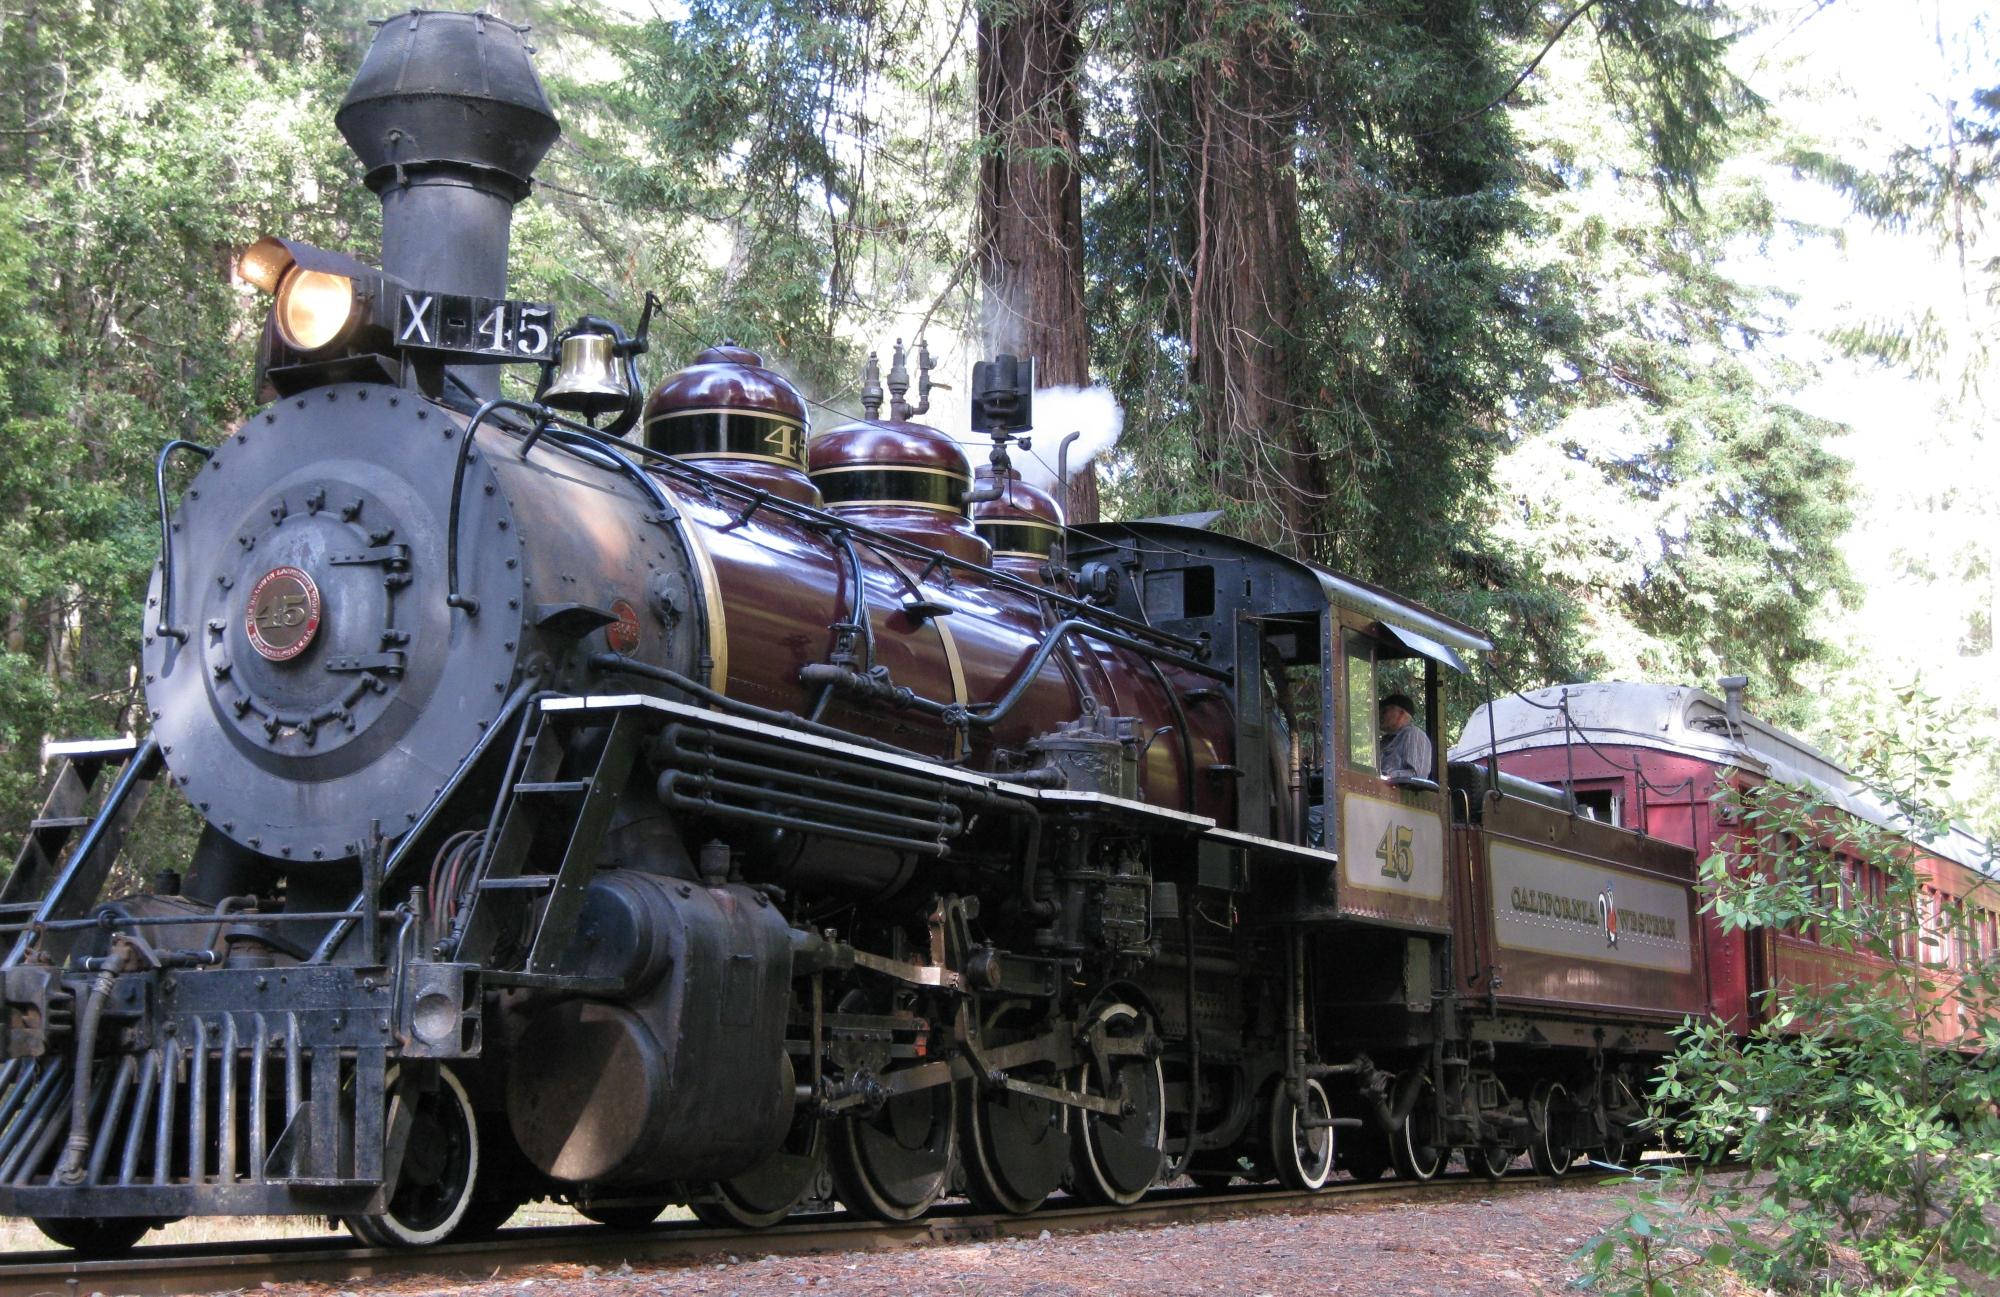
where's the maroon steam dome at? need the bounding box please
[644,341,817,505]
[971,464,1064,577]
[807,342,990,565]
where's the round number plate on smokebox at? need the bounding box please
[246,565,323,662]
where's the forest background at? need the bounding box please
[0,0,1994,854]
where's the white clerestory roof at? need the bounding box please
[1449,680,1995,876]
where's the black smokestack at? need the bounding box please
[336,10,560,398]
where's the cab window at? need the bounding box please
[1343,630,1376,772]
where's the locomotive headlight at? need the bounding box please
[274,267,357,352]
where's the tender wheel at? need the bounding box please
[1528,1081,1573,1178]
[1339,1131,1392,1182]
[1597,1073,1644,1168]
[1070,1001,1166,1207]
[691,1110,826,1228]
[1390,1073,1445,1183]
[831,1083,958,1222]
[33,1216,159,1255]
[344,1066,480,1248]
[1334,1097,1391,1182]
[1474,1143,1515,1180]
[1188,1171,1238,1191]
[577,1202,666,1229]
[1269,1078,1335,1192]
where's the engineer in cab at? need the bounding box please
[1378,692,1433,784]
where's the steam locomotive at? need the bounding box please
[0,11,1710,1252]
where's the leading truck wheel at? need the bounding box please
[344,1067,480,1248]
[33,1215,161,1255]
[690,1110,827,1229]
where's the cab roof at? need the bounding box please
[1069,520,1493,670]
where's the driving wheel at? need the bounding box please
[1269,1077,1336,1191]
[1069,1001,1166,1207]
[960,1008,1071,1215]
[831,1084,957,1221]
[692,1110,827,1228]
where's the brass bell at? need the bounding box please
[542,331,630,418]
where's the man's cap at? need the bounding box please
[1380,693,1416,715]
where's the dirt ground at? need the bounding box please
[224,1177,1665,1297]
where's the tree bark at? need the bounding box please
[976,0,1098,522]
[1183,4,1322,553]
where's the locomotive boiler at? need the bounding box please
[0,8,1712,1255]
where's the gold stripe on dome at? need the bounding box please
[648,408,806,429]
[649,411,806,468]
[677,451,808,469]
[822,498,968,516]
[654,477,728,695]
[808,463,973,487]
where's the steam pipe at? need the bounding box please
[591,653,940,761]
[965,439,1014,506]
[955,618,1228,730]
[52,968,117,1184]
[1055,431,1081,514]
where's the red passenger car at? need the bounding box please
[1451,681,1996,1038]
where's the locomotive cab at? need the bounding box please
[1067,520,1484,931]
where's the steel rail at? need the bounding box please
[0,1169,1634,1297]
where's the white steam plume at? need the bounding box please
[958,385,1123,498]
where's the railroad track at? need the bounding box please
[0,1169,1626,1297]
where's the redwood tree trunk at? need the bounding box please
[977,0,1098,522]
[1184,6,1323,553]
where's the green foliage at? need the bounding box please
[1479,13,1855,722]
[0,0,381,853]
[1585,689,2000,1294]
[1089,0,1553,582]
[1577,1166,1763,1297]
[576,0,977,397]
[1083,0,1838,728]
